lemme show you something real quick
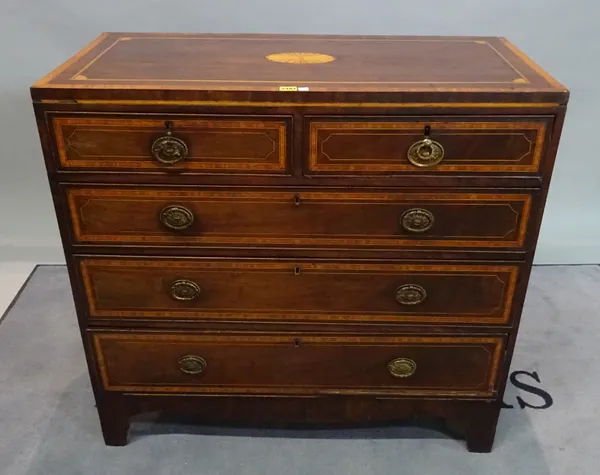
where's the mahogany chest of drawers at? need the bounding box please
[32,33,568,452]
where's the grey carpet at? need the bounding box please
[0,265,597,475]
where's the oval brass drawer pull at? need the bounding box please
[407,137,444,167]
[387,358,417,378]
[179,355,207,375]
[401,208,434,233]
[395,284,427,305]
[160,205,194,231]
[170,279,202,301]
[151,134,189,164]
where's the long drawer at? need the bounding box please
[91,331,505,397]
[65,186,535,250]
[78,257,521,325]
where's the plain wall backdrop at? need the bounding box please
[0,0,597,264]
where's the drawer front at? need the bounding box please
[51,116,290,174]
[307,117,551,175]
[66,187,533,250]
[79,258,520,325]
[92,332,505,397]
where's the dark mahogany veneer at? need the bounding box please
[32,33,568,452]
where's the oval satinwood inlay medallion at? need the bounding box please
[266,52,336,64]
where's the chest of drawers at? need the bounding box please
[32,33,568,452]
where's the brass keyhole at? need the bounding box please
[294,194,301,207]
[292,337,302,347]
[294,265,301,275]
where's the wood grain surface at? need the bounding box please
[78,258,520,324]
[308,118,549,173]
[33,33,565,93]
[66,187,533,250]
[31,33,569,451]
[52,116,289,173]
[92,331,504,397]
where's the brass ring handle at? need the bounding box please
[387,358,417,378]
[179,355,207,375]
[407,137,444,167]
[401,208,434,233]
[170,279,202,301]
[395,284,427,305]
[151,134,189,164]
[160,205,194,231]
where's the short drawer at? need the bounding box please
[79,258,520,325]
[65,187,534,250]
[91,332,505,397]
[50,115,291,174]
[307,116,551,175]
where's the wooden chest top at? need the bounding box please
[32,33,567,104]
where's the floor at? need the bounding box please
[0,262,36,320]
[0,265,598,475]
